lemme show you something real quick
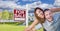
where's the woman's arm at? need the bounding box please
[24,18,39,31]
[29,18,39,28]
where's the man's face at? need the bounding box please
[44,10,53,21]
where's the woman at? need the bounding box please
[24,7,45,31]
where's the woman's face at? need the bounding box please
[36,9,44,18]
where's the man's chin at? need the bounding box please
[47,19,53,22]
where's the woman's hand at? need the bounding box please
[24,27,32,31]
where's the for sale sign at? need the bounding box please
[14,9,26,21]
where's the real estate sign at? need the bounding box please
[14,9,26,21]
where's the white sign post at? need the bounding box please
[26,5,28,27]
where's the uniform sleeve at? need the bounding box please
[53,13,60,21]
[50,13,60,31]
[58,13,60,20]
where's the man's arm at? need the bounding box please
[50,8,60,13]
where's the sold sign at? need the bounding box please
[14,9,26,21]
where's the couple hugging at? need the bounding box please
[25,7,60,31]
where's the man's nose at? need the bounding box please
[48,15,50,17]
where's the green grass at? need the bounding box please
[0,24,43,31]
[0,24,25,31]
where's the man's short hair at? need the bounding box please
[44,9,50,13]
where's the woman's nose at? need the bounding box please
[42,14,44,15]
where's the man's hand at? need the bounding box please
[50,8,60,12]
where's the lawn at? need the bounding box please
[0,24,43,31]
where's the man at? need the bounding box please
[44,9,60,31]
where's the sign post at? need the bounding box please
[26,5,28,27]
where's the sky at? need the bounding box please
[19,0,54,5]
[0,0,60,12]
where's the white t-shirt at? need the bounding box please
[35,20,53,30]
[43,20,53,31]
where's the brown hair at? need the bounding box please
[34,7,45,24]
[44,9,50,13]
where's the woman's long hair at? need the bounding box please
[34,7,45,24]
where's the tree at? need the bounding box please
[0,12,2,19]
[2,10,9,20]
[9,12,13,20]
